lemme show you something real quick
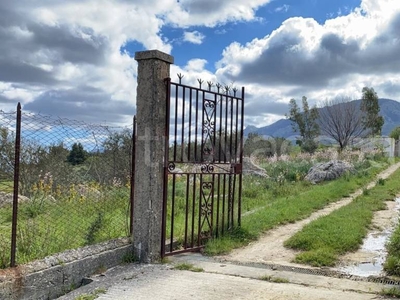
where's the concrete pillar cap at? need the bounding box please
[135,50,174,64]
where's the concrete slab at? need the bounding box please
[58,253,394,300]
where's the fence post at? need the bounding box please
[133,50,173,262]
[10,102,21,267]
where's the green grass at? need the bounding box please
[0,154,392,269]
[173,263,204,272]
[204,158,389,256]
[283,168,400,267]
[74,288,107,300]
[384,203,400,276]
[259,275,289,283]
[0,180,13,193]
[0,185,130,268]
[380,287,400,298]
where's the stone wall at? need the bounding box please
[0,238,132,300]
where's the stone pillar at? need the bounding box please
[133,50,174,262]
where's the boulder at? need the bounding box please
[0,191,30,208]
[243,157,268,177]
[76,184,101,199]
[305,160,355,184]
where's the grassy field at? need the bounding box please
[204,154,392,256]
[0,184,130,268]
[284,168,400,266]
[0,149,394,269]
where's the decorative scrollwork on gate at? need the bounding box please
[168,162,176,172]
[201,181,213,189]
[204,99,215,109]
[201,202,212,217]
[203,99,216,162]
[200,164,214,173]
[202,120,215,135]
[200,180,213,235]
[163,77,244,257]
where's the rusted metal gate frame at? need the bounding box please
[162,77,245,257]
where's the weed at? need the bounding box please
[190,267,204,272]
[173,263,193,270]
[160,257,171,264]
[173,263,204,272]
[75,288,107,300]
[122,252,137,264]
[380,287,400,298]
[377,178,385,185]
[204,227,257,256]
[84,212,104,245]
[260,275,272,281]
[63,283,76,295]
[384,220,400,276]
[259,275,289,283]
[93,265,107,275]
[362,187,370,195]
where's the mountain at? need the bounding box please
[244,99,400,139]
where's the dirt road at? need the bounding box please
[218,162,400,269]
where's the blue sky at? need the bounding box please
[154,0,362,69]
[1,0,400,128]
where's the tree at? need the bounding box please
[243,133,272,157]
[390,126,400,140]
[67,143,87,165]
[269,136,290,157]
[0,127,15,176]
[360,87,384,136]
[318,97,365,151]
[101,129,133,181]
[287,96,319,153]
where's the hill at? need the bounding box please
[244,99,400,139]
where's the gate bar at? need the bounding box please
[161,78,171,258]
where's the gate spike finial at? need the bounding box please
[197,79,204,89]
[177,73,184,84]
[233,87,238,96]
[207,81,214,91]
[224,85,231,95]
[216,83,222,93]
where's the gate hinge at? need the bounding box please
[231,163,242,174]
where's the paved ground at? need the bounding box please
[58,252,399,300]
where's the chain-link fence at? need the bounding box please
[0,104,135,268]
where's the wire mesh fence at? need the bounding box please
[0,104,134,268]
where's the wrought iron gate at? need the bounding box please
[162,75,245,256]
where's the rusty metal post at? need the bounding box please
[10,102,21,267]
[161,78,171,258]
[238,86,245,226]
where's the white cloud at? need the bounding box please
[183,31,205,44]
[0,0,274,125]
[1,0,400,129]
[275,4,289,13]
[215,0,400,125]
[171,59,217,88]
[167,0,273,27]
